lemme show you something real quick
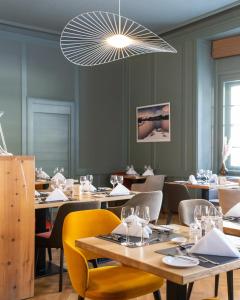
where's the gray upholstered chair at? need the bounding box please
[131,175,165,192]
[108,191,163,224]
[178,199,215,226]
[178,198,219,299]
[163,183,190,224]
[218,188,240,214]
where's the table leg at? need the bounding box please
[35,208,47,276]
[227,270,234,300]
[166,280,187,300]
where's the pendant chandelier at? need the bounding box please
[60,0,177,67]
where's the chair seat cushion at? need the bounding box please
[86,265,164,300]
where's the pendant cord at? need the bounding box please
[118,0,121,33]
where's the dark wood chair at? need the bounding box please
[163,182,190,224]
[35,201,101,292]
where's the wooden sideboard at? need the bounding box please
[0,156,35,300]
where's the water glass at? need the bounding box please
[110,175,118,188]
[135,206,150,246]
[117,175,123,185]
[209,206,223,231]
[87,174,93,184]
[194,205,209,236]
[80,175,87,193]
[189,223,201,244]
[121,206,135,246]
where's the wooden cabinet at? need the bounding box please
[0,156,35,300]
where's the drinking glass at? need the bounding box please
[135,206,150,246]
[80,176,87,193]
[110,175,118,188]
[209,206,223,231]
[53,167,59,175]
[87,174,93,185]
[59,167,64,174]
[117,175,123,185]
[121,206,135,246]
[189,223,201,244]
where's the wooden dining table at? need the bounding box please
[76,224,239,300]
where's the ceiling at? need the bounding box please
[0,0,239,35]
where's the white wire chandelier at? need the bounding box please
[60,0,177,67]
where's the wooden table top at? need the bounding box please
[172,181,239,190]
[76,224,240,285]
[34,193,134,209]
[224,220,240,237]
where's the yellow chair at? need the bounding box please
[63,209,164,300]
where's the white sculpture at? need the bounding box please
[0,111,12,156]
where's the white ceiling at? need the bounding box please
[0,0,239,35]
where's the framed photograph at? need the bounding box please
[136,102,171,142]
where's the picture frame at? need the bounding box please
[136,102,171,142]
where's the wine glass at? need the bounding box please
[80,176,87,193]
[135,206,150,246]
[87,174,93,185]
[121,206,135,246]
[53,167,59,175]
[110,175,118,189]
[117,175,123,185]
[59,167,64,174]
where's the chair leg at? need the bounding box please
[214,274,220,297]
[47,247,52,261]
[187,282,194,300]
[78,296,84,300]
[59,248,64,292]
[166,211,172,224]
[153,290,161,300]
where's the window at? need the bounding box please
[223,80,240,170]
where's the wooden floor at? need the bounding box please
[33,213,240,300]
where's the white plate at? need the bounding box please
[171,237,187,244]
[162,256,199,268]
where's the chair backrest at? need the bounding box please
[178,199,215,226]
[131,175,165,192]
[51,201,101,248]
[218,188,240,214]
[125,191,163,223]
[163,183,190,213]
[62,209,121,297]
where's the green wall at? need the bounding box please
[0,25,126,184]
[124,6,240,178]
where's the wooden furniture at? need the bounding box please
[131,175,165,192]
[76,224,240,300]
[112,172,146,189]
[34,193,135,209]
[224,221,240,237]
[0,156,35,300]
[218,188,240,214]
[212,35,240,59]
[35,180,50,190]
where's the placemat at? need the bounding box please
[224,216,240,224]
[97,231,182,248]
[156,246,239,268]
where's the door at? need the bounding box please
[27,98,74,177]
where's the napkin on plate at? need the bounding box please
[52,172,66,182]
[46,188,68,202]
[188,174,197,184]
[112,215,152,238]
[110,183,130,196]
[126,166,138,175]
[142,169,154,176]
[225,202,240,217]
[189,228,240,257]
[37,170,50,180]
[81,180,97,192]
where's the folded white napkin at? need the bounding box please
[52,172,66,182]
[46,188,68,202]
[225,202,240,217]
[142,169,154,176]
[112,215,152,238]
[188,174,197,184]
[38,170,50,180]
[126,167,138,175]
[110,183,130,196]
[35,190,40,197]
[189,228,240,257]
[81,180,97,192]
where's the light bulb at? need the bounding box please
[106,34,132,48]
